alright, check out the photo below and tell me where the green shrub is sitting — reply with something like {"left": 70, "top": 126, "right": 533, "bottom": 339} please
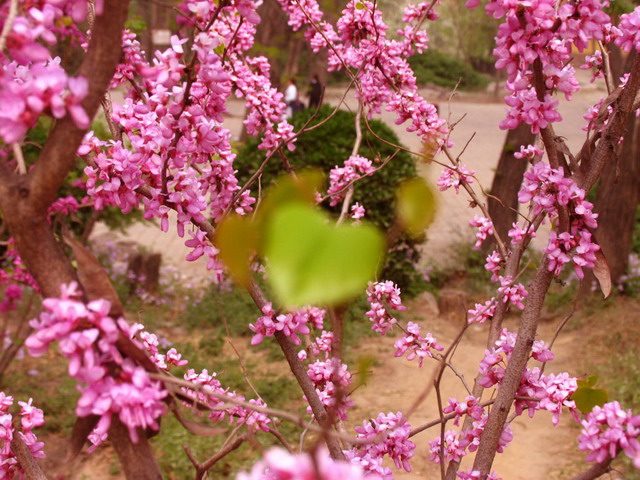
{"left": 234, "top": 104, "right": 426, "bottom": 294}
{"left": 409, "top": 49, "right": 490, "bottom": 91}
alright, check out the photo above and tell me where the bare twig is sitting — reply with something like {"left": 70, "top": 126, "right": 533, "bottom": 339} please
{"left": 337, "top": 99, "right": 364, "bottom": 225}
{"left": 12, "top": 143, "right": 26, "bottom": 175}
{"left": 0, "top": 0, "right": 19, "bottom": 52}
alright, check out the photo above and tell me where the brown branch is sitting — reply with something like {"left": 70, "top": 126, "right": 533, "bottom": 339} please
{"left": 569, "top": 458, "right": 613, "bottom": 480}
{"left": 0, "top": 0, "right": 19, "bottom": 52}
{"left": 470, "top": 260, "right": 554, "bottom": 477}
{"left": 11, "top": 432, "right": 49, "bottom": 480}
{"left": 185, "top": 434, "right": 247, "bottom": 480}
{"left": 579, "top": 53, "right": 640, "bottom": 190}
{"left": 27, "top": 0, "right": 131, "bottom": 213}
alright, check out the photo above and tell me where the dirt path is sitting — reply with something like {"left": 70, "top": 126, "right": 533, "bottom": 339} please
{"left": 349, "top": 300, "right": 584, "bottom": 480}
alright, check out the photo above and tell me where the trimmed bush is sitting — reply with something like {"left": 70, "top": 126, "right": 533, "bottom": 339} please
{"left": 234, "top": 104, "right": 427, "bottom": 295}
{"left": 409, "top": 49, "right": 490, "bottom": 91}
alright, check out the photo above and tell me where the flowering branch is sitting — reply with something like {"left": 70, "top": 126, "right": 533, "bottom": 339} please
{"left": 11, "top": 432, "right": 48, "bottom": 480}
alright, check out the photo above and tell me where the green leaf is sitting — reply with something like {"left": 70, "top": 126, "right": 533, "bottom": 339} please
{"left": 396, "top": 177, "right": 437, "bottom": 237}
{"left": 215, "top": 215, "right": 260, "bottom": 286}
{"left": 255, "top": 170, "right": 324, "bottom": 229}
{"left": 572, "top": 376, "right": 609, "bottom": 414}
{"left": 355, "top": 354, "right": 375, "bottom": 387}
{"left": 264, "top": 203, "right": 384, "bottom": 308}
{"left": 355, "top": 2, "right": 365, "bottom": 9}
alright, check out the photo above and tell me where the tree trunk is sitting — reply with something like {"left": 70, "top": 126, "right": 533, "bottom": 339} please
{"left": 587, "top": 45, "right": 640, "bottom": 286}
{"left": 482, "top": 123, "right": 535, "bottom": 252}
{"left": 592, "top": 112, "right": 640, "bottom": 283}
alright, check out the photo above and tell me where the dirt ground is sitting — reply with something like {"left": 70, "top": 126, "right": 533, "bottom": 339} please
{"left": 349, "top": 298, "right": 585, "bottom": 480}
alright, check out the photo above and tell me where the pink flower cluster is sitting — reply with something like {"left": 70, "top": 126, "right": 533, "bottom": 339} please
{"left": 24, "top": 282, "right": 167, "bottom": 443}
{"left": 497, "top": 275, "right": 528, "bottom": 310}
{"left": 518, "top": 162, "right": 600, "bottom": 278}
{"left": 580, "top": 51, "right": 604, "bottom": 83}
{"left": 479, "top": 329, "right": 553, "bottom": 389}
{"left": 578, "top": 401, "right": 640, "bottom": 467}
{"left": 615, "top": 7, "right": 640, "bottom": 53}
{"left": 394, "top": 321, "right": 444, "bottom": 367}
{"left": 237, "top": 447, "right": 381, "bottom": 480}
{"left": 507, "top": 222, "right": 537, "bottom": 245}
{"left": 478, "top": 330, "right": 578, "bottom": 425}
{"left": 249, "top": 303, "right": 325, "bottom": 346}
{"left": 444, "top": 396, "right": 484, "bottom": 426}
{"left": 469, "top": 0, "right": 611, "bottom": 132}
{"left": 467, "top": 298, "right": 497, "bottom": 324}
{"left": 469, "top": 215, "right": 494, "bottom": 250}
{"left": 0, "top": 393, "right": 45, "bottom": 480}
{"left": 131, "top": 324, "right": 188, "bottom": 370}
{"left": 346, "top": 412, "right": 415, "bottom": 478}
{"left": 182, "top": 369, "right": 271, "bottom": 432}
{"left": 0, "top": 0, "right": 98, "bottom": 143}
{"left": 428, "top": 417, "right": 514, "bottom": 464}
{"left": 306, "top": 357, "right": 354, "bottom": 421}
{"left": 485, "top": 251, "right": 502, "bottom": 281}
{"left": 0, "top": 59, "right": 88, "bottom": 143}
{"left": 351, "top": 202, "right": 366, "bottom": 220}
{"left": 437, "top": 165, "right": 475, "bottom": 194}
{"left": 327, "top": 155, "right": 376, "bottom": 207}
{"left": 514, "top": 144, "right": 544, "bottom": 160}
{"left": 276, "top": 0, "right": 448, "bottom": 144}
{"left": 365, "top": 281, "right": 406, "bottom": 335}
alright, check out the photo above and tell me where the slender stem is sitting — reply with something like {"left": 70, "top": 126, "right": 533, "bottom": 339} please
{"left": 0, "top": 0, "right": 19, "bottom": 52}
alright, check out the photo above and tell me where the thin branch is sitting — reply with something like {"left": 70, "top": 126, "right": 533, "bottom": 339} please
{"left": 0, "top": 0, "right": 19, "bottom": 52}
{"left": 337, "top": 99, "right": 363, "bottom": 225}
{"left": 569, "top": 458, "right": 613, "bottom": 480}
{"left": 12, "top": 143, "right": 26, "bottom": 175}
{"left": 405, "top": 322, "right": 468, "bottom": 419}
{"left": 11, "top": 432, "right": 49, "bottom": 480}
{"left": 151, "top": 372, "right": 376, "bottom": 446}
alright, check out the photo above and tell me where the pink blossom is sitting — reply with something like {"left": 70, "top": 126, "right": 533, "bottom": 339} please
{"left": 469, "top": 216, "right": 494, "bottom": 249}
{"left": 366, "top": 281, "right": 406, "bottom": 335}
{"left": 348, "top": 412, "right": 415, "bottom": 475}
{"left": 578, "top": 401, "right": 640, "bottom": 465}
{"left": 394, "top": 322, "right": 443, "bottom": 367}
{"left": 237, "top": 447, "right": 381, "bottom": 479}
{"left": 437, "top": 165, "right": 475, "bottom": 193}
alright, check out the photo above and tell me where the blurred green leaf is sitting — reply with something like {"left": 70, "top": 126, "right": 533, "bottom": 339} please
{"left": 215, "top": 215, "right": 260, "bottom": 285}
{"left": 355, "top": 354, "right": 375, "bottom": 387}
{"left": 256, "top": 170, "right": 324, "bottom": 228}
{"left": 396, "top": 177, "right": 437, "bottom": 237}
{"left": 573, "top": 376, "right": 609, "bottom": 414}
{"left": 264, "top": 203, "right": 384, "bottom": 307}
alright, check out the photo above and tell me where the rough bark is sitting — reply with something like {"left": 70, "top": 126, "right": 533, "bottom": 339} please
{"left": 592, "top": 112, "right": 640, "bottom": 283}
{"left": 588, "top": 46, "right": 640, "bottom": 285}
{"left": 482, "top": 123, "right": 535, "bottom": 252}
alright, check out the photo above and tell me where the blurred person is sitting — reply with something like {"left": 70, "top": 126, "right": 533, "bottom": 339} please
{"left": 307, "top": 74, "right": 323, "bottom": 110}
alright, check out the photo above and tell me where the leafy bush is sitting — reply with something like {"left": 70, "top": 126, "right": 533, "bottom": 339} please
{"left": 409, "top": 49, "right": 490, "bottom": 91}
{"left": 234, "top": 104, "right": 426, "bottom": 294}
